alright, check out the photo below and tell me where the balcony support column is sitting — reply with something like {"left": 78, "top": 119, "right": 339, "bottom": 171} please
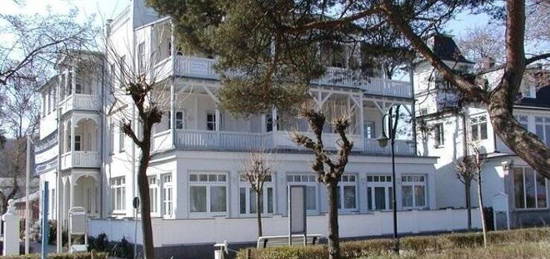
{"left": 359, "top": 96, "right": 365, "bottom": 138}
{"left": 71, "top": 68, "right": 76, "bottom": 96}
{"left": 261, "top": 114, "right": 266, "bottom": 133}
{"left": 271, "top": 107, "right": 278, "bottom": 132}
{"left": 70, "top": 119, "right": 75, "bottom": 153}
{"left": 170, "top": 83, "right": 175, "bottom": 148}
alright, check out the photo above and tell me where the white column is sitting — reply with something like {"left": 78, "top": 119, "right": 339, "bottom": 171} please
{"left": 261, "top": 114, "right": 266, "bottom": 133}
{"left": 70, "top": 119, "right": 76, "bottom": 152}
{"left": 71, "top": 68, "right": 76, "bottom": 95}
{"left": 271, "top": 107, "right": 278, "bottom": 132}
{"left": 170, "top": 83, "right": 176, "bottom": 147}
{"left": 2, "top": 200, "right": 20, "bottom": 256}
{"left": 359, "top": 96, "right": 365, "bottom": 138}
{"left": 215, "top": 108, "right": 221, "bottom": 132}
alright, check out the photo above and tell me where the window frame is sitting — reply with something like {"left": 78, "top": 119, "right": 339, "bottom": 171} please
{"left": 148, "top": 175, "right": 160, "bottom": 216}
{"left": 367, "top": 175, "right": 394, "bottom": 211}
{"left": 337, "top": 174, "right": 358, "bottom": 212}
{"left": 206, "top": 111, "right": 217, "bottom": 131}
{"left": 188, "top": 172, "right": 228, "bottom": 217}
{"left": 513, "top": 167, "right": 548, "bottom": 210}
{"left": 535, "top": 116, "right": 550, "bottom": 147}
{"left": 161, "top": 173, "right": 174, "bottom": 217}
{"left": 239, "top": 173, "right": 275, "bottom": 216}
{"left": 119, "top": 123, "right": 125, "bottom": 152}
{"left": 111, "top": 176, "right": 126, "bottom": 213}
{"left": 401, "top": 175, "right": 428, "bottom": 209}
{"left": 470, "top": 115, "right": 489, "bottom": 141}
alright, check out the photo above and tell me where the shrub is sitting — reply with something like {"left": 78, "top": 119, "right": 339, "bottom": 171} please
{"left": 0, "top": 251, "right": 108, "bottom": 259}
{"left": 238, "top": 227, "right": 550, "bottom": 259}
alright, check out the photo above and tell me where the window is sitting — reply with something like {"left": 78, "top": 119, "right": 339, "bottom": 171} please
{"left": 337, "top": 175, "right": 357, "bottom": 210}
{"left": 514, "top": 167, "right": 547, "bottom": 209}
{"left": 266, "top": 114, "right": 273, "bottom": 132}
{"left": 74, "top": 135, "right": 81, "bottom": 151}
{"left": 365, "top": 121, "right": 376, "bottom": 139}
{"left": 367, "top": 175, "right": 393, "bottom": 211}
{"left": 535, "top": 117, "right": 550, "bottom": 146}
{"left": 471, "top": 115, "right": 488, "bottom": 141}
{"left": 75, "top": 81, "right": 82, "bottom": 94}
{"left": 206, "top": 111, "right": 217, "bottom": 131}
{"left": 517, "top": 115, "right": 529, "bottom": 130}
{"left": 148, "top": 176, "right": 159, "bottom": 214}
{"left": 162, "top": 174, "right": 173, "bottom": 216}
{"left": 111, "top": 177, "right": 126, "bottom": 212}
{"left": 287, "top": 174, "right": 318, "bottom": 212}
{"left": 168, "top": 111, "right": 185, "bottom": 130}
{"left": 189, "top": 173, "right": 227, "bottom": 214}
{"left": 434, "top": 123, "right": 444, "bottom": 147}
{"left": 239, "top": 174, "right": 274, "bottom": 215}
{"left": 119, "top": 123, "right": 125, "bottom": 152}
{"left": 401, "top": 175, "right": 427, "bottom": 209}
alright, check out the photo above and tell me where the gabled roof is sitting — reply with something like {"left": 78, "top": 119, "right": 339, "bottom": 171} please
{"left": 516, "top": 85, "right": 550, "bottom": 108}
{"left": 431, "top": 34, "right": 474, "bottom": 64}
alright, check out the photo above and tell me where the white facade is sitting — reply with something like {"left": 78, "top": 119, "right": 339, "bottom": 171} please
{"left": 414, "top": 35, "right": 550, "bottom": 229}
{"left": 34, "top": 2, "right": 486, "bottom": 256}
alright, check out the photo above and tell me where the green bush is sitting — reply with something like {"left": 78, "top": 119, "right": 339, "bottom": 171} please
{"left": 237, "top": 227, "right": 550, "bottom": 259}
{"left": 0, "top": 251, "right": 108, "bottom": 259}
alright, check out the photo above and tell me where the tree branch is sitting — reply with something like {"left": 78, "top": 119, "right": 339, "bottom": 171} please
{"left": 525, "top": 53, "right": 550, "bottom": 65}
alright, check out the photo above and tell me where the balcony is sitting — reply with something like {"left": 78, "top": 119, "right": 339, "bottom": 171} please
{"left": 60, "top": 151, "right": 100, "bottom": 170}
{"left": 153, "top": 130, "right": 418, "bottom": 155}
{"left": 364, "top": 139, "right": 416, "bottom": 156}
{"left": 172, "top": 56, "right": 411, "bottom": 98}
{"left": 59, "top": 94, "right": 101, "bottom": 114}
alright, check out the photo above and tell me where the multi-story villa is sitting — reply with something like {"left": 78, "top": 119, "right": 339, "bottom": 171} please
{"left": 35, "top": 1, "right": 479, "bottom": 257}
{"left": 414, "top": 34, "right": 550, "bottom": 230}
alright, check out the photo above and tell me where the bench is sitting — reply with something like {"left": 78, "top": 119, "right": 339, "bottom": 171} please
{"left": 256, "top": 234, "right": 325, "bottom": 249}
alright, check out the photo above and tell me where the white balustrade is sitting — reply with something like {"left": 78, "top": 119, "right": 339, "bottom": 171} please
{"left": 59, "top": 94, "right": 100, "bottom": 115}
{"left": 175, "top": 56, "right": 218, "bottom": 79}
{"left": 175, "top": 130, "right": 272, "bottom": 151}
{"left": 60, "top": 151, "right": 100, "bottom": 170}
{"left": 364, "top": 138, "right": 416, "bottom": 155}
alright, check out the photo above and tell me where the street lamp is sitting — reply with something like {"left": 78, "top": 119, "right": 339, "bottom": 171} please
{"left": 377, "top": 104, "right": 401, "bottom": 254}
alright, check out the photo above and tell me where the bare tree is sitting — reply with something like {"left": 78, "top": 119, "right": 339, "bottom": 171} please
{"left": 104, "top": 22, "right": 174, "bottom": 258}
{"left": 456, "top": 144, "right": 486, "bottom": 247}
{"left": 0, "top": 8, "right": 97, "bottom": 86}
{"left": 291, "top": 105, "right": 353, "bottom": 259}
{"left": 243, "top": 152, "right": 273, "bottom": 238}
{"left": 458, "top": 27, "right": 505, "bottom": 67}
{"left": 455, "top": 156, "right": 476, "bottom": 231}
{"left": 0, "top": 138, "right": 26, "bottom": 213}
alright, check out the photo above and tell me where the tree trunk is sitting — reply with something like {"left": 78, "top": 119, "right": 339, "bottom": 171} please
{"left": 477, "top": 173, "right": 487, "bottom": 248}
{"left": 465, "top": 180, "right": 472, "bottom": 230}
{"left": 327, "top": 182, "right": 340, "bottom": 259}
{"left": 256, "top": 191, "right": 263, "bottom": 237}
{"left": 137, "top": 145, "right": 155, "bottom": 259}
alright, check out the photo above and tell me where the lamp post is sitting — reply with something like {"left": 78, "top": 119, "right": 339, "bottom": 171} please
{"left": 377, "top": 104, "right": 401, "bottom": 254}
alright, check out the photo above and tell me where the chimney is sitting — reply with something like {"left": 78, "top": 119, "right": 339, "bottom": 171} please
{"left": 480, "top": 56, "right": 495, "bottom": 70}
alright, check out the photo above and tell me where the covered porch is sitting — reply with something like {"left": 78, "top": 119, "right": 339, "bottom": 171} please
{"left": 60, "top": 115, "right": 101, "bottom": 169}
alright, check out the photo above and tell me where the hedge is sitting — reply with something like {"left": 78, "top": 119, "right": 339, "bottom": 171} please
{"left": 0, "top": 251, "right": 108, "bottom": 259}
{"left": 237, "top": 227, "right": 550, "bottom": 259}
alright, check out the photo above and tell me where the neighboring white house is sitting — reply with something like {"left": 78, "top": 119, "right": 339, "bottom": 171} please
{"left": 35, "top": 1, "right": 480, "bottom": 258}
{"left": 414, "top": 34, "right": 550, "bottom": 230}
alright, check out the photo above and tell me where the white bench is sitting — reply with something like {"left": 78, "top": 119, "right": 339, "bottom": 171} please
{"left": 256, "top": 234, "right": 324, "bottom": 249}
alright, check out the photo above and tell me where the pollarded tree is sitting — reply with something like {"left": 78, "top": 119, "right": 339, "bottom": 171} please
{"left": 147, "top": 0, "right": 550, "bottom": 180}
{"left": 291, "top": 105, "right": 353, "bottom": 259}
{"left": 455, "top": 156, "right": 475, "bottom": 231}
{"left": 243, "top": 152, "right": 273, "bottom": 238}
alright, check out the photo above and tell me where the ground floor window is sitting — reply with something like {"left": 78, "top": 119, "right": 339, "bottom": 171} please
{"left": 367, "top": 175, "right": 393, "bottom": 211}
{"left": 111, "top": 177, "right": 126, "bottom": 212}
{"left": 401, "top": 175, "right": 427, "bottom": 209}
{"left": 162, "top": 173, "right": 173, "bottom": 216}
{"left": 337, "top": 174, "right": 357, "bottom": 210}
{"left": 148, "top": 176, "right": 159, "bottom": 214}
{"left": 287, "top": 174, "right": 318, "bottom": 212}
{"left": 189, "top": 172, "right": 227, "bottom": 214}
{"left": 513, "top": 167, "right": 547, "bottom": 209}
{"left": 239, "top": 174, "right": 274, "bottom": 215}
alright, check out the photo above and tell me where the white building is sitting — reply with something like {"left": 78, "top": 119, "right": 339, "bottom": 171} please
{"left": 414, "top": 34, "right": 550, "bottom": 230}
{"left": 35, "top": 1, "right": 479, "bottom": 258}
